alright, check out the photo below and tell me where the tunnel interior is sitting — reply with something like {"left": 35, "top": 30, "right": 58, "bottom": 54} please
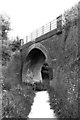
{"left": 23, "top": 48, "right": 53, "bottom": 83}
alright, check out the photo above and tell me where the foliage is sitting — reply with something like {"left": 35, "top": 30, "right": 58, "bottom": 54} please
{"left": 33, "top": 82, "right": 47, "bottom": 91}
{"left": 0, "top": 14, "right": 21, "bottom": 66}
{"left": 0, "top": 14, "right": 11, "bottom": 40}
{"left": 2, "top": 49, "right": 35, "bottom": 119}
{"left": 2, "top": 44, "right": 11, "bottom": 66}
{"left": 64, "top": 4, "right": 78, "bottom": 22}
{"left": 2, "top": 84, "right": 35, "bottom": 118}
{"left": 62, "top": 3, "right": 78, "bottom": 50}
{"left": 0, "top": 14, "right": 11, "bottom": 66}
{"left": 63, "top": 3, "right": 78, "bottom": 27}
{"left": 2, "top": 37, "right": 21, "bottom": 66}
{"left": 48, "top": 61, "right": 78, "bottom": 119}
{"left": 48, "top": 38, "right": 78, "bottom": 118}
{"left": 9, "top": 37, "right": 21, "bottom": 52}
{"left": 47, "top": 4, "right": 79, "bottom": 119}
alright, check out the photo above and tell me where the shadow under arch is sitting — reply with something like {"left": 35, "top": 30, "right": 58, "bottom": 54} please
{"left": 22, "top": 43, "right": 53, "bottom": 84}
{"left": 27, "top": 43, "right": 48, "bottom": 61}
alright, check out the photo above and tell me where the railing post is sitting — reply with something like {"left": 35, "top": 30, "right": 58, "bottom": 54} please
{"left": 57, "top": 14, "right": 62, "bottom": 29}
{"left": 26, "top": 36, "right": 28, "bottom": 43}
{"left": 50, "top": 22, "right": 51, "bottom": 31}
{"left": 42, "top": 26, "right": 44, "bottom": 35}
{"left": 20, "top": 39, "right": 24, "bottom": 45}
{"left": 31, "top": 33, "right": 33, "bottom": 41}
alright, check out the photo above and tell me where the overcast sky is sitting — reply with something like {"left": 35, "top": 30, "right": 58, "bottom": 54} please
{"left": 0, "top": 0, "right": 79, "bottom": 42}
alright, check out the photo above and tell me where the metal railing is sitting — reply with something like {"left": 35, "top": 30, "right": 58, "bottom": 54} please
{"left": 26, "top": 15, "right": 62, "bottom": 43}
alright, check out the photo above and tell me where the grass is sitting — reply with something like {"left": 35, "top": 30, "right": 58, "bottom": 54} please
{"left": 2, "top": 83, "right": 35, "bottom": 118}
{"left": 47, "top": 57, "right": 78, "bottom": 119}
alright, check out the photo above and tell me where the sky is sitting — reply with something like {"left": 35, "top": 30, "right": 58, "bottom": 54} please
{"left": 0, "top": 0, "right": 79, "bottom": 42}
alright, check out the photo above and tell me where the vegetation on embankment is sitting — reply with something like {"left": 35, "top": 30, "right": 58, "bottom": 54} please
{"left": 2, "top": 84, "right": 35, "bottom": 118}
{"left": 48, "top": 3, "right": 79, "bottom": 119}
{"left": 48, "top": 59, "right": 78, "bottom": 118}
{"left": 0, "top": 14, "right": 35, "bottom": 119}
{"left": 2, "top": 52, "right": 35, "bottom": 118}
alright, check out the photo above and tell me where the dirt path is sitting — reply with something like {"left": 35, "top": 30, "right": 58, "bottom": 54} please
{"left": 28, "top": 91, "right": 57, "bottom": 118}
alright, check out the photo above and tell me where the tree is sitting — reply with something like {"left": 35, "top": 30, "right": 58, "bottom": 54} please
{"left": 9, "top": 36, "right": 21, "bottom": 52}
{"left": 62, "top": 3, "right": 78, "bottom": 50}
{"left": 0, "top": 14, "right": 11, "bottom": 41}
{"left": 0, "top": 14, "right": 11, "bottom": 66}
{"left": 63, "top": 3, "right": 78, "bottom": 27}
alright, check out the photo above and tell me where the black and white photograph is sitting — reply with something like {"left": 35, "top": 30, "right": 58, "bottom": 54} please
{"left": 0, "top": 0, "right": 79, "bottom": 119}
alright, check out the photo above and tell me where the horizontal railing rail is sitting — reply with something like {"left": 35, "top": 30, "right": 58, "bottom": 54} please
{"left": 23, "top": 15, "right": 63, "bottom": 43}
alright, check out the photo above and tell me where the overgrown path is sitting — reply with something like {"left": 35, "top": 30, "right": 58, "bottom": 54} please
{"left": 28, "top": 91, "right": 57, "bottom": 119}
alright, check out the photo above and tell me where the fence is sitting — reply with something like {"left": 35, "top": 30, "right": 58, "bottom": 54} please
{"left": 26, "top": 15, "right": 62, "bottom": 43}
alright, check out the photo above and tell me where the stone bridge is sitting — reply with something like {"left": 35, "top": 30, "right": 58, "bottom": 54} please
{"left": 20, "top": 15, "right": 65, "bottom": 84}
{"left": 20, "top": 12, "right": 78, "bottom": 87}
{"left": 20, "top": 13, "right": 78, "bottom": 85}
{"left": 4, "top": 14, "right": 77, "bottom": 89}
{"left": 2, "top": 7, "right": 78, "bottom": 119}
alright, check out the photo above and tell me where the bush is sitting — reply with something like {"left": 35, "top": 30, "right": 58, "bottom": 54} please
{"left": 48, "top": 60, "right": 78, "bottom": 119}
{"left": 2, "top": 84, "right": 35, "bottom": 118}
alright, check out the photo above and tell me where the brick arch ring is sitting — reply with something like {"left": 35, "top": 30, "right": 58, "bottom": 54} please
{"left": 26, "top": 43, "right": 49, "bottom": 62}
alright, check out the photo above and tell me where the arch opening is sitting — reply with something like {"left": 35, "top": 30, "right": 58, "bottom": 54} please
{"left": 26, "top": 48, "right": 46, "bottom": 83}
{"left": 22, "top": 48, "right": 53, "bottom": 84}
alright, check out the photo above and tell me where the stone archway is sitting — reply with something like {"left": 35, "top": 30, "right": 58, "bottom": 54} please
{"left": 22, "top": 48, "right": 46, "bottom": 83}
{"left": 22, "top": 44, "right": 53, "bottom": 84}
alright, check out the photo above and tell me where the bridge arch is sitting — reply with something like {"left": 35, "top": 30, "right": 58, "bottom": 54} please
{"left": 22, "top": 43, "right": 53, "bottom": 84}
{"left": 27, "top": 43, "right": 48, "bottom": 61}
